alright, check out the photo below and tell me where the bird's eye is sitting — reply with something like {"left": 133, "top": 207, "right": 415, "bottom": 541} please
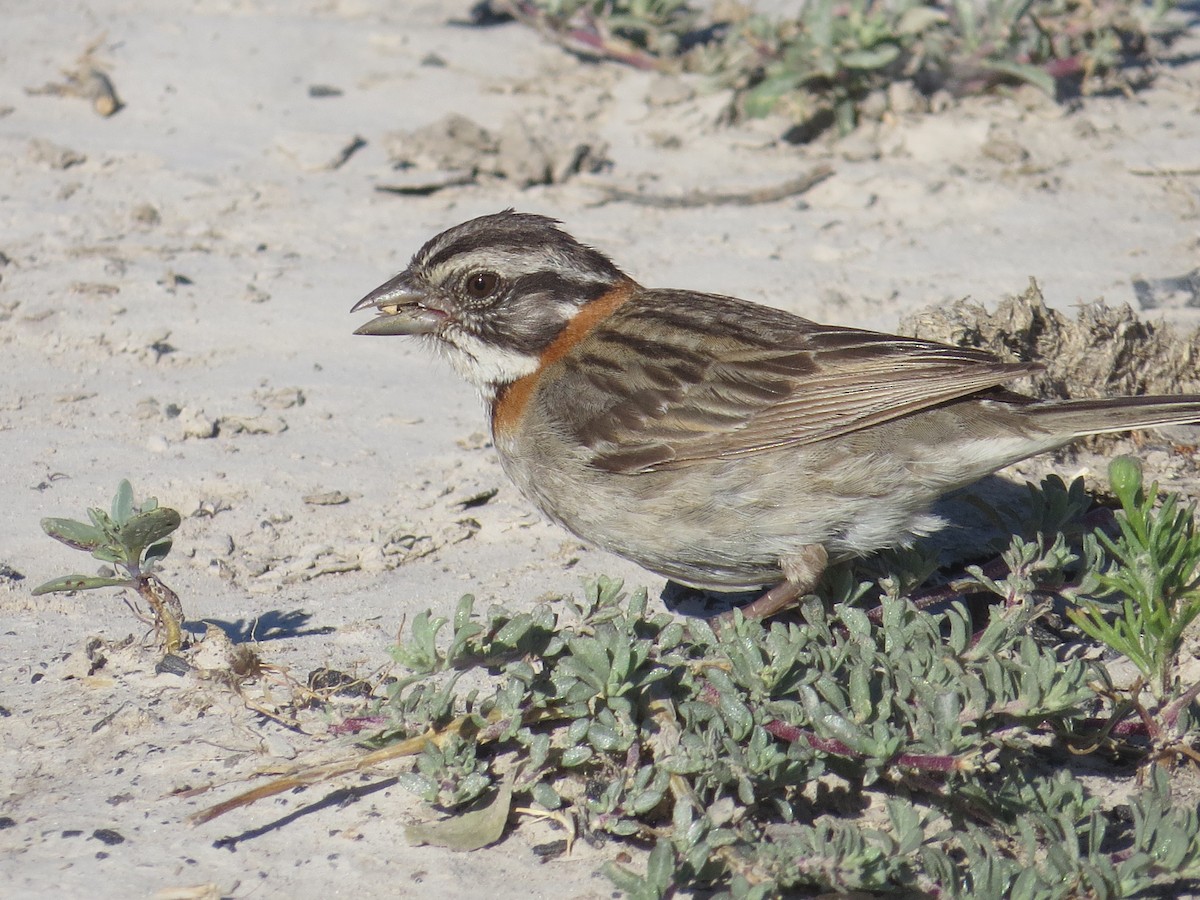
{"left": 465, "top": 271, "right": 501, "bottom": 300}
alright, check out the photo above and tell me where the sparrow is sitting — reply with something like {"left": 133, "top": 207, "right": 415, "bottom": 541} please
{"left": 352, "top": 210, "right": 1200, "bottom": 619}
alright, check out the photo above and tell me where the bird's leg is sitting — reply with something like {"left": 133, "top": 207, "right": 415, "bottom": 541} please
{"left": 720, "top": 580, "right": 803, "bottom": 622}
{"left": 717, "top": 544, "right": 828, "bottom": 623}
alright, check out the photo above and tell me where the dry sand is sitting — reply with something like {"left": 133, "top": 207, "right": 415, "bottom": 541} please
{"left": 2, "top": 2, "right": 1200, "bottom": 897}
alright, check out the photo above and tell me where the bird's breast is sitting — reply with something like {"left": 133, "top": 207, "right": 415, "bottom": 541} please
{"left": 490, "top": 372, "right": 542, "bottom": 442}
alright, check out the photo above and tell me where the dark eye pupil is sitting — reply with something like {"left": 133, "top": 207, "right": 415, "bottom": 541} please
{"left": 467, "top": 272, "right": 498, "bottom": 298}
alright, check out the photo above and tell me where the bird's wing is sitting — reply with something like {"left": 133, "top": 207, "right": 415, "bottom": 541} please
{"left": 552, "top": 290, "right": 1040, "bottom": 474}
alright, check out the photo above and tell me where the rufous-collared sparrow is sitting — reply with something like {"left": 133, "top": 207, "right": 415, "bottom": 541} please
{"left": 352, "top": 210, "right": 1200, "bottom": 618}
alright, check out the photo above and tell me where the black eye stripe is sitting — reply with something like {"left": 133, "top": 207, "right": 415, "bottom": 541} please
{"left": 508, "top": 271, "right": 613, "bottom": 303}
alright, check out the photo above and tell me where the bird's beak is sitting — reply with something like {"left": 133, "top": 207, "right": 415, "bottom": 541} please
{"left": 351, "top": 272, "right": 446, "bottom": 336}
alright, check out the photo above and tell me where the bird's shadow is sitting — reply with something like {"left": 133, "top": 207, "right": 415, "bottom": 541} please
{"left": 186, "top": 608, "right": 336, "bottom": 643}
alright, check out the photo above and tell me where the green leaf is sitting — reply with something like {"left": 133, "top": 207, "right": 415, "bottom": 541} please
{"left": 839, "top": 43, "right": 901, "bottom": 70}
{"left": 393, "top": 610, "right": 447, "bottom": 672}
{"left": 32, "top": 574, "right": 132, "bottom": 595}
{"left": 40, "top": 517, "right": 108, "bottom": 552}
{"left": 895, "top": 6, "right": 948, "bottom": 36}
{"left": 531, "top": 781, "right": 561, "bottom": 810}
{"left": 90, "top": 545, "right": 126, "bottom": 565}
{"left": 741, "top": 74, "right": 797, "bottom": 118}
{"left": 142, "top": 539, "right": 173, "bottom": 566}
{"left": 708, "top": 670, "right": 754, "bottom": 740}
{"left": 453, "top": 594, "right": 476, "bottom": 633}
{"left": 566, "top": 635, "right": 613, "bottom": 689}
{"left": 980, "top": 58, "right": 1056, "bottom": 96}
{"left": 118, "top": 508, "right": 182, "bottom": 562}
{"left": 587, "top": 720, "right": 623, "bottom": 751}
{"left": 561, "top": 745, "right": 593, "bottom": 767}
{"left": 111, "top": 479, "right": 135, "bottom": 525}
{"left": 840, "top": 606, "right": 872, "bottom": 638}
{"left": 631, "top": 786, "right": 666, "bottom": 815}
{"left": 86, "top": 507, "right": 113, "bottom": 531}
{"left": 602, "top": 861, "right": 654, "bottom": 895}
{"left": 493, "top": 612, "right": 534, "bottom": 649}
{"left": 405, "top": 779, "right": 512, "bottom": 852}
{"left": 645, "top": 840, "right": 676, "bottom": 891}
{"left": 1108, "top": 456, "right": 1144, "bottom": 513}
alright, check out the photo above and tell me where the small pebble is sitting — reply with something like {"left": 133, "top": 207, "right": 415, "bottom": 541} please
{"left": 92, "top": 828, "right": 125, "bottom": 846}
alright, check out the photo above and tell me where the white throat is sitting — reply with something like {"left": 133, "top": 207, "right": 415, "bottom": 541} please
{"left": 435, "top": 330, "right": 540, "bottom": 390}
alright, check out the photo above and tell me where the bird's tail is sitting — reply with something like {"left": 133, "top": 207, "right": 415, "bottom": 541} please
{"left": 1027, "top": 395, "right": 1200, "bottom": 439}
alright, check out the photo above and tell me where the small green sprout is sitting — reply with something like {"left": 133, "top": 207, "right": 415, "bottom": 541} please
{"left": 1069, "top": 456, "right": 1200, "bottom": 702}
{"left": 34, "top": 479, "right": 184, "bottom": 654}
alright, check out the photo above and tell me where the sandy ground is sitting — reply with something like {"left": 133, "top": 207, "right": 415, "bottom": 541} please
{"left": 2, "top": 1, "right": 1200, "bottom": 897}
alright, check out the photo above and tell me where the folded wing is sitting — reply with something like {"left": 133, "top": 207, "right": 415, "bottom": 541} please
{"left": 555, "top": 290, "right": 1039, "bottom": 474}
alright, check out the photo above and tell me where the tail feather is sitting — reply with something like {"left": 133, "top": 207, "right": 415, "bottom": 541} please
{"left": 1028, "top": 395, "right": 1200, "bottom": 438}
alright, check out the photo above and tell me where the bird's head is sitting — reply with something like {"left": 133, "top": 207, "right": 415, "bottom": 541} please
{"left": 352, "top": 210, "right": 629, "bottom": 392}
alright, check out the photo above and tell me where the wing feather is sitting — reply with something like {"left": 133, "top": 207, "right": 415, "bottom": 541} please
{"left": 548, "top": 290, "right": 1039, "bottom": 474}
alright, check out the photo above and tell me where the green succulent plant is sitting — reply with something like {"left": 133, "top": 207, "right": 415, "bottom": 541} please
{"left": 34, "top": 479, "right": 184, "bottom": 654}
